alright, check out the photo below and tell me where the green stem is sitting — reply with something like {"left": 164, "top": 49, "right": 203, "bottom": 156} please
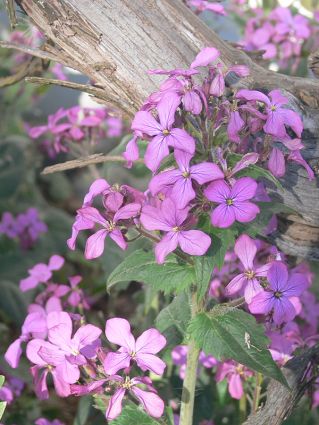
{"left": 239, "top": 393, "right": 247, "bottom": 424}
{"left": 252, "top": 372, "right": 263, "bottom": 414}
{"left": 179, "top": 293, "right": 201, "bottom": 425}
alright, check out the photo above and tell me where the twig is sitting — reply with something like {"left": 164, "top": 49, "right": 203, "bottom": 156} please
{"left": 25, "top": 76, "right": 107, "bottom": 100}
{"left": 41, "top": 153, "right": 144, "bottom": 175}
{"left": 5, "top": 0, "right": 17, "bottom": 29}
{"left": 0, "top": 41, "right": 59, "bottom": 62}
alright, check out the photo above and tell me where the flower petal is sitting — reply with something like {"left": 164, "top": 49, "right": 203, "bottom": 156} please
{"left": 136, "top": 329, "right": 167, "bottom": 354}
{"left": 167, "top": 129, "right": 195, "bottom": 154}
{"left": 204, "top": 179, "right": 230, "bottom": 203}
{"left": 105, "top": 318, "right": 135, "bottom": 351}
{"left": 190, "top": 162, "right": 224, "bottom": 184}
{"left": 103, "top": 351, "right": 131, "bottom": 375}
{"left": 131, "top": 387, "right": 164, "bottom": 418}
{"left": 231, "top": 177, "right": 257, "bottom": 201}
{"left": 131, "top": 111, "right": 162, "bottom": 136}
{"left": 178, "top": 230, "right": 211, "bottom": 256}
{"left": 105, "top": 388, "right": 126, "bottom": 420}
{"left": 144, "top": 134, "right": 169, "bottom": 172}
{"left": 85, "top": 229, "right": 109, "bottom": 260}
{"left": 136, "top": 353, "right": 166, "bottom": 375}
{"left": 155, "top": 232, "right": 179, "bottom": 264}
{"left": 211, "top": 204, "right": 235, "bottom": 228}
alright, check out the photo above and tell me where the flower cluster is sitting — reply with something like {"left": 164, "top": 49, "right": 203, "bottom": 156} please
{"left": 28, "top": 106, "right": 123, "bottom": 158}
{"left": 0, "top": 208, "right": 47, "bottom": 249}
{"left": 242, "top": 7, "right": 318, "bottom": 72}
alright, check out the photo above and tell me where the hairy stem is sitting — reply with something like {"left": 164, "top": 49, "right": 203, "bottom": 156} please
{"left": 252, "top": 373, "right": 263, "bottom": 414}
{"left": 180, "top": 293, "right": 200, "bottom": 425}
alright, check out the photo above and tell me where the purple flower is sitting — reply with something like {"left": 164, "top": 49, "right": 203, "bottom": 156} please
{"left": 103, "top": 318, "right": 166, "bottom": 375}
{"left": 225, "top": 234, "right": 271, "bottom": 303}
{"left": 187, "top": 0, "right": 226, "bottom": 16}
{"left": 190, "top": 47, "right": 220, "bottom": 68}
{"left": 68, "top": 203, "right": 141, "bottom": 259}
{"left": 35, "top": 418, "right": 65, "bottom": 425}
{"left": 149, "top": 150, "right": 224, "bottom": 208}
{"left": 105, "top": 375, "right": 164, "bottom": 420}
{"left": 236, "top": 89, "right": 303, "bottom": 139}
{"left": 131, "top": 94, "right": 195, "bottom": 171}
{"left": 140, "top": 198, "right": 211, "bottom": 263}
{"left": 249, "top": 261, "right": 308, "bottom": 324}
{"left": 216, "top": 361, "right": 252, "bottom": 399}
{"left": 204, "top": 177, "right": 260, "bottom": 228}
{"left": 19, "top": 255, "right": 65, "bottom": 292}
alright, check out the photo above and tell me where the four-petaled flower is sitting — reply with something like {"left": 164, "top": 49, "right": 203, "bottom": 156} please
{"left": 103, "top": 318, "right": 166, "bottom": 375}
{"left": 140, "top": 198, "right": 211, "bottom": 263}
{"left": 131, "top": 93, "right": 195, "bottom": 171}
{"left": 204, "top": 177, "right": 260, "bottom": 228}
{"left": 249, "top": 261, "right": 308, "bottom": 324}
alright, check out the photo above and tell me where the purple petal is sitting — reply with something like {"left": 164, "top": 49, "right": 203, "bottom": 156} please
{"left": 231, "top": 177, "right": 257, "bottom": 201}
{"left": 19, "top": 276, "right": 39, "bottom": 292}
{"left": 190, "top": 162, "right": 224, "bottom": 184}
{"left": 78, "top": 206, "right": 107, "bottom": 227}
{"left": 227, "top": 111, "right": 244, "bottom": 143}
{"left": 228, "top": 374, "right": 243, "bottom": 399}
{"left": 231, "top": 153, "right": 259, "bottom": 176}
{"left": 131, "top": 111, "right": 162, "bottom": 136}
{"left": 178, "top": 230, "right": 211, "bottom": 256}
{"left": 183, "top": 90, "right": 202, "bottom": 114}
{"left": 190, "top": 47, "right": 220, "bottom": 68}
{"left": 47, "top": 311, "right": 73, "bottom": 349}
{"left": 123, "top": 135, "right": 139, "bottom": 167}
{"left": 234, "top": 234, "right": 256, "bottom": 270}
{"left": 273, "top": 298, "right": 297, "bottom": 325}
{"left": 284, "top": 273, "right": 308, "bottom": 297}
{"left": 225, "top": 274, "right": 246, "bottom": 296}
{"left": 167, "top": 128, "right": 195, "bottom": 154}
{"left": 131, "top": 387, "right": 164, "bottom": 418}
{"left": 267, "top": 261, "right": 288, "bottom": 291}
{"left": 105, "top": 318, "right": 135, "bottom": 351}
{"left": 144, "top": 134, "right": 169, "bottom": 172}
{"left": 31, "top": 367, "right": 49, "bottom": 400}
{"left": 136, "top": 329, "right": 167, "bottom": 354}
{"left": 105, "top": 388, "right": 126, "bottom": 420}
{"left": 157, "top": 93, "right": 181, "bottom": 129}
{"left": 174, "top": 149, "right": 192, "bottom": 171}
{"left": 103, "top": 351, "right": 131, "bottom": 375}
{"left": 136, "top": 353, "right": 166, "bottom": 375}
{"left": 83, "top": 179, "right": 110, "bottom": 206}
{"left": 268, "top": 147, "right": 285, "bottom": 177}
{"left": 149, "top": 169, "right": 181, "bottom": 195}
{"left": 249, "top": 290, "right": 274, "bottom": 315}
{"left": 73, "top": 324, "right": 102, "bottom": 350}
{"left": 51, "top": 369, "right": 71, "bottom": 397}
{"left": 236, "top": 89, "right": 270, "bottom": 106}
{"left": 109, "top": 229, "right": 127, "bottom": 250}
{"left": 85, "top": 229, "right": 109, "bottom": 260}
{"left": 211, "top": 204, "right": 236, "bottom": 228}
{"left": 155, "top": 232, "right": 179, "bottom": 264}
{"left": 233, "top": 201, "right": 260, "bottom": 223}
{"left": 244, "top": 279, "right": 263, "bottom": 304}
{"left": 5, "top": 338, "right": 23, "bottom": 368}
{"left": 171, "top": 177, "right": 195, "bottom": 209}
{"left": 37, "top": 344, "right": 66, "bottom": 367}
{"left": 264, "top": 111, "right": 286, "bottom": 138}
{"left": 114, "top": 203, "right": 141, "bottom": 221}
{"left": 56, "top": 360, "right": 80, "bottom": 384}
{"left": 204, "top": 179, "right": 229, "bottom": 203}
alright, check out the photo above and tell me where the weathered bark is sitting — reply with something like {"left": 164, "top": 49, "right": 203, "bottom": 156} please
{"left": 244, "top": 344, "right": 319, "bottom": 425}
{"left": 11, "top": 0, "right": 319, "bottom": 260}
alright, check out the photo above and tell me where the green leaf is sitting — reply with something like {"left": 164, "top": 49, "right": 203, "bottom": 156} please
{"left": 194, "top": 256, "right": 214, "bottom": 302}
{"left": 207, "top": 227, "right": 237, "bottom": 270}
{"left": 0, "top": 142, "right": 25, "bottom": 199}
{"left": 0, "top": 401, "right": 6, "bottom": 421}
{"left": 107, "top": 249, "right": 195, "bottom": 294}
{"left": 0, "top": 281, "right": 28, "bottom": 325}
{"left": 227, "top": 153, "right": 283, "bottom": 189}
{"left": 156, "top": 292, "right": 191, "bottom": 346}
{"left": 112, "top": 405, "right": 159, "bottom": 425}
{"left": 73, "top": 395, "right": 92, "bottom": 425}
{"left": 188, "top": 307, "right": 287, "bottom": 386}
{"left": 0, "top": 376, "right": 4, "bottom": 388}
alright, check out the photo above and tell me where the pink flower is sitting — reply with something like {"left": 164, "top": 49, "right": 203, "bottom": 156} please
{"left": 105, "top": 375, "right": 164, "bottom": 420}
{"left": 249, "top": 261, "right": 308, "bottom": 324}
{"left": 140, "top": 198, "right": 211, "bottom": 263}
{"left": 68, "top": 203, "right": 141, "bottom": 259}
{"left": 19, "top": 255, "right": 65, "bottom": 292}
{"left": 225, "top": 235, "right": 271, "bottom": 303}
{"left": 132, "top": 94, "right": 195, "bottom": 171}
{"left": 204, "top": 177, "right": 260, "bottom": 228}
{"left": 216, "top": 361, "right": 252, "bottom": 399}
{"left": 149, "top": 150, "right": 224, "bottom": 208}
{"left": 35, "top": 418, "right": 65, "bottom": 425}
{"left": 190, "top": 47, "right": 220, "bottom": 68}
{"left": 103, "top": 318, "right": 166, "bottom": 375}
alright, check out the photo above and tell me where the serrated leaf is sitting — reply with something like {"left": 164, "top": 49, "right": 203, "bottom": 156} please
{"left": 188, "top": 307, "right": 287, "bottom": 386}
{"left": 73, "top": 395, "right": 91, "bottom": 425}
{"left": 207, "top": 227, "right": 237, "bottom": 270}
{"left": 0, "top": 401, "right": 6, "bottom": 421}
{"left": 194, "top": 256, "right": 214, "bottom": 302}
{"left": 107, "top": 250, "right": 195, "bottom": 294}
{"left": 112, "top": 405, "right": 159, "bottom": 425}
{"left": 156, "top": 292, "right": 191, "bottom": 346}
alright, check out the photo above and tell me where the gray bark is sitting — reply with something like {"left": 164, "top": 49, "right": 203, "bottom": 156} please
{"left": 13, "top": 0, "right": 319, "bottom": 260}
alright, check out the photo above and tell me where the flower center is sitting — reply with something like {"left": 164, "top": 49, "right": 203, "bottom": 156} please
{"left": 274, "top": 291, "right": 282, "bottom": 299}
{"left": 226, "top": 198, "right": 233, "bottom": 206}
{"left": 172, "top": 226, "right": 180, "bottom": 232}
{"left": 182, "top": 171, "right": 190, "bottom": 178}
{"left": 270, "top": 105, "right": 276, "bottom": 111}
{"left": 244, "top": 270, "right": 255, "bottom": 279}
{"left": 130, "top": 351, "right": 137, "bottom": 359}
{"left": 162, "top": 129, "right": 170, "bottom": 136}
{"left": 121, "top": 376, "right": 132, "bottom": 389}
{"left": 108, "top": 221, "right": 116, "bottom": 231}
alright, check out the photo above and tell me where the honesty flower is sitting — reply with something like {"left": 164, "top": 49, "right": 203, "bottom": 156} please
{"left": 204, "top": 177, "right": 260, "bottom": 228}
{"left": 249, "top": 261, "right": 308, "bottom": 324}
{"left": 105, "top": 375, "right": 164, "bottom": 420}
{"left": 149, "top": 150, "right": 224, "bottom": 208}
{"left": 140, "top": 198, "right": 211, "bottom": 263}
{"left": 236, "top": 89, "right": 303, "bottom": 139}
{"left": 225, "top": 234, "right": 271, "bottom": 303}
{"left": 103, "top": 318, "right": 166, "bottom": 375}
{"left": 19, "top": 255, "right": 65, "bottom": 292}
{"left": 190, "top": 47, "right": 220, "bottom": 68}
{"left": 216, "top": 361, "right": 252, "bottom": 399}
{"left": 68, "top": 203, "right": 141, "bottom": 259}
{"left": 132, "top": 94, "right": 195, "bottom": 171}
